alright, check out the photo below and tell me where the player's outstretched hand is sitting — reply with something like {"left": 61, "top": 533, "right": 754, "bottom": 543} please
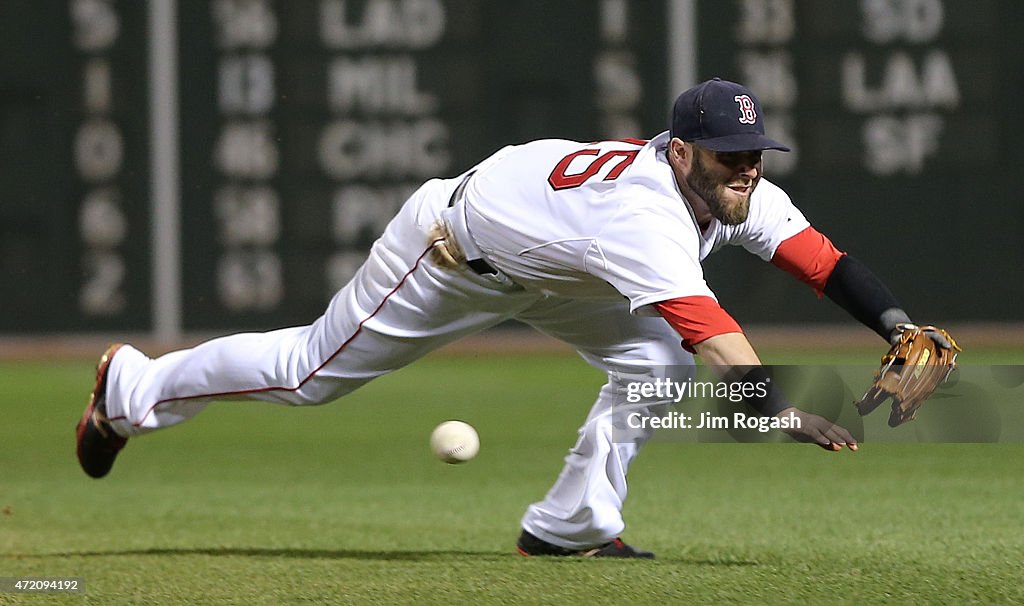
{"left": 776, "top": 407, "right": 859, "bottom": 452}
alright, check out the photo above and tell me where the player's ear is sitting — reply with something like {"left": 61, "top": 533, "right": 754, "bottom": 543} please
{"left": 669, "top": 138, "right": 686, "bottom": 163}
{"left": 669, "top": 138, "right": 690, "bottom": 168}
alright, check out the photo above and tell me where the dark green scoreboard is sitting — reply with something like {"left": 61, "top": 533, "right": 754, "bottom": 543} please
{"left": 695, "top": 0, "right": 1024, "bottom": 323}
{"left": 2, "top": 1, "right": 1020, "bottom": 333}
{"left": 0, "top": 1, "right": 151, "bottom": 332}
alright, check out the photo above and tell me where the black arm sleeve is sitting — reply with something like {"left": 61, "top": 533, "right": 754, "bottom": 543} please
{"left": 823, "top": 254, "right": 910, "bottom": 341}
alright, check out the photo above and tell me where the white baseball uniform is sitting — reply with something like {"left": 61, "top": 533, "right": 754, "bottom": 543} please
{"left": 103, "top": 131, "right": 810, "bottom": 549}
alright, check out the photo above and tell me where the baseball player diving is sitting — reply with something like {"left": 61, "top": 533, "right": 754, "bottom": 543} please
{"left": 77, "top": 78, "right": 956, "bottom": 559}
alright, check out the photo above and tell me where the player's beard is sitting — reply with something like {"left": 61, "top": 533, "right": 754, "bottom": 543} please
{"left": 686, "top": 151, "right": 758, "bottom": 225}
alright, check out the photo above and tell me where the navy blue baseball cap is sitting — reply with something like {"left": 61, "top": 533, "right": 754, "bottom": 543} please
{"left": 670, "top": 78, "right": 790, "bottom": 152}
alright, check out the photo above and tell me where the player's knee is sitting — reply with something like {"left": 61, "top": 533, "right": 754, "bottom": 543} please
{"left": 285, "top": 376, "right": 370, "bottom": 407}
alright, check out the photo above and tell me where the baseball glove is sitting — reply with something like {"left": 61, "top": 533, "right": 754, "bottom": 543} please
{"left": 855, "top": 324, "right": 961, "bottom": 427}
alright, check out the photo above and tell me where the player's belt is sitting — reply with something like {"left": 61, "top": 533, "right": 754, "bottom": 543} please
{"left": 446, "top": 171, "right": 497, "bottom": 276}
{"left": 465, "top": 257, "right": 497, "bottom": 276}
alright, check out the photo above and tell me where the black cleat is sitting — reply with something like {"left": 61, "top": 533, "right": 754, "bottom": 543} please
{"left": 76, "top": 344, "right": 127, "bottom": 478}
{"left": 515, "top": 530, "right": 655, "bottom": 559}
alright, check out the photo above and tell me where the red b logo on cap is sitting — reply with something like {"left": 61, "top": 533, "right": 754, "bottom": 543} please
{"left": 734, "top": 95, "right": 757, "bottom": 125}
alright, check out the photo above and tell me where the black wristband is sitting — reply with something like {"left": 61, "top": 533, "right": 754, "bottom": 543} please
{"left": 737, "top": 367, "right": 791, "bottom": 417}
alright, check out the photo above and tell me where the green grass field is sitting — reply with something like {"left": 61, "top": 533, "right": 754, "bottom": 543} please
{"left": 3, "top": 349, "right": 1023, "bottom": 604}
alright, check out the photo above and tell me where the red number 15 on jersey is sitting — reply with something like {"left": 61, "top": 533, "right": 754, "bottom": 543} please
{"left": 547, "top": 143, "right": 643, "bottom": 191}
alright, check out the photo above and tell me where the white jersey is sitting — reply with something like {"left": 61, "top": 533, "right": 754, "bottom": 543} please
{"left": 461, "top": 131, "right": 810, "bottom": 314}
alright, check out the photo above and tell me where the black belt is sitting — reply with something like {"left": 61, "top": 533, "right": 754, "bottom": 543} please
{"left": 465, "top": 257, "right": 497, "bottom": 276}
{"left": 447, "top": 172, "right": 497, "bottom": 276}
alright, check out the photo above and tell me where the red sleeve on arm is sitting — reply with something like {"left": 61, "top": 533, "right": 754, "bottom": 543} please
{"left": 771, "top": 226, "right": 846, "bottom": 297}
{"left": 654, "top": 296, "right": 743, "bottom": 353}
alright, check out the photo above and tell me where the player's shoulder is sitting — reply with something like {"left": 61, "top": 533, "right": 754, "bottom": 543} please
{"left": 614, "top": 132, "right": 678, "bottom": 197}
{"left": 751, "top": 177, "right": 790, "bottom": 202}
{"left": 733, "top": 176, "right": 805, "bottom": 237}
{"left": 747, "top": 177, "right": 796, "bottom": 217}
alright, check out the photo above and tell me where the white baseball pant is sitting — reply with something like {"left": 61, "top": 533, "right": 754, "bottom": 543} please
{"left": 102, "top": 177, "right": 694, "bottom": 549}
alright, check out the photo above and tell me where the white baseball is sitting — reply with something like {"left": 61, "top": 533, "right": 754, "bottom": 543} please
{"left": 430, "top": 420, "right": 480, "bottom": 464}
